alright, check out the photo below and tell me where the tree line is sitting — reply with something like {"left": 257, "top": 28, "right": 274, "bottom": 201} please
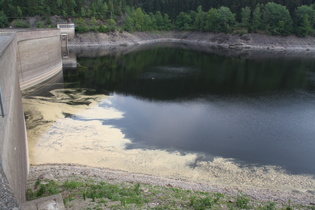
{"left": 122, "top": 2, "right": 315, "bottom": 37}
{"left": 0, "top": 0, "right": 315, "bottom": 37}
{"left": 126, "top": 0, "right": 315, "bottom": 19}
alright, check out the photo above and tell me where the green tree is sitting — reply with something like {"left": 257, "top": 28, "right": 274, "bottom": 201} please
{"left": 56, "top": 0, "right": 62, "bottom": 8}
{"left": 296, "top": 14, "right": 312, "bottom": 36}
{"left": 163, "top": 14, "right": 172, "bottom": 30}
{"left": 16, "top": 6, "right": 23, "bottom": 18}
{"left": 12, "top": 19, "right": 30, "bottom": 28}
{"left": 87, "top": 9, "right": 92, "bottom": 18}
{"left": 99, "top": 24, "right": 109, "bottom": 33}
{"left": 107, "top": 18, "right": 116, "bottom": 31}
{"left": 241, "top": 6, "right": 251, "bottom": 29}
{"left": 107, "top": 18, "right": 116, "bottom": 27}
{"left": 107, "top": 0, "right": 114, "bottom": 18}
{"left": 26, "top": 0, "right": 39, "bottom": 16}
{"left": 142, "top": 14, "right": 153, "bottom": 30}
{"left": 251, "top": 4, "right": 263, "bottom": 32}
{"left": 263, "top": 2, "right": 293, "bottom": 35}
{"left": 132, "top": 7, "right": 145, "bottom": 31}
{"left": 295, "top": 5, "right": 315, "bottom": 36}
{"left": 175, "top": 12, "right": 192, "bottom": 30}
{"left": 90, "top": 17, "right": 99, "bottom": 31}
{"left": 80, "top": 7, "right": 86, "bottom": 17}
{"left": 74, "top": 17, "right": 89, "bottom": 33}
{"left": 216, "top": 6, "right": 235, "bottom": 33}
{"left": 195, "top": 5, "right": 205, "bottom": 31}
{"left": 0, "top": 10, "right": 8, "bottom": 28}
{"left": 123, "top": 15, "right": 134, "bottom": 31}
{"left": 155, "top": 11, "right": 164, "bottom": 29}
{"left": 149, "top": 12, "right": 157, "bottom": 30}
{"left": 62, "top": 10, "right": 67, "bottom": 17}
{"left": 102, "top": 2, "right": 108, "bottom": 18}
{"left": 93, "top": 0, "right": 107, "bottom": 19}
{"left": 205, "top": 8, "right": 219, "bottom": 32}
{"left": 113, "top": 0, "right": 122, "bottom": 16}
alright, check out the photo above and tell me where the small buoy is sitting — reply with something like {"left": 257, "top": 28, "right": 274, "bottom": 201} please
{"left": 152, "top": 78, "right": 154, "bottom": 80}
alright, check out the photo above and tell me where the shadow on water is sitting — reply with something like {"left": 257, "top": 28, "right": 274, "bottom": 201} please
{"left": 62, "top": 43, "right": 315, "bottom": 175}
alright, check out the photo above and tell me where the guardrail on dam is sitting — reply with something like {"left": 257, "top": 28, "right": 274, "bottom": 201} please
{"left": 0, "top": 29, "right": 62, "bottom": 208}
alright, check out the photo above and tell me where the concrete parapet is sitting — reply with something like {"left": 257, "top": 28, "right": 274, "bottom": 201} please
{"left": 15, "top": 29, "right": 61, "bottom": 42}
{"left": 0, "top": 29, "right": 62, "bottom": 208}
{"left": 0, "top": 33, "right": 27, "bottom": 207}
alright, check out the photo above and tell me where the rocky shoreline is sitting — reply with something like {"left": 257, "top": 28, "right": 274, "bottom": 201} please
{"left": 69, "top": 31, "right": 315, "bottom": 54}
{"left": 28, "top": 164, "right": 315, "bottom": 207}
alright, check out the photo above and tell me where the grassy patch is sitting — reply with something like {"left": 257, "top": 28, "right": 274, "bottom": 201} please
{"left": 26, "top": 177, "right": 314, "bottom": 209}
{"left": 235, "top": 193, "right": 250, "bottom": 209}
{"left": 189, "top": 193, "right": 223, "bottom": 210}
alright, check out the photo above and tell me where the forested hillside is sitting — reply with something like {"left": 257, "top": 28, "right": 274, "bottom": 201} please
{"left": 0, "top": 0, "right": 315, "bottom": 36}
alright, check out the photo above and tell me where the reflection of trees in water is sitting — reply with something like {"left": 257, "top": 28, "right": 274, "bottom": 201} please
{"left": 63, "top": 46, "right": 315, "bottom": 101}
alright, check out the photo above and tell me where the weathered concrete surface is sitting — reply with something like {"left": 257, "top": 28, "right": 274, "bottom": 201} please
{"left": 0, "top": 29, "right": 62, "bottom": 209}
{"left": 0, "top": 33, "right": 27, "bottom": 208}
{"left": 21, "top": 194, "right": 65, "bottom": 210}
{"left": 0, "top": 167, "right": 19, "bottom": 209}
{"left": 16, "top": 30, "right": 62, "bottom": 90}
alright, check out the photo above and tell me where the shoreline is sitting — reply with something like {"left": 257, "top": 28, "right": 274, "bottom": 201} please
{"left": 68, "top": 31, "right": 315, "bottom": 55}
{"left": 23, "top": 90, "right": 315, "bottom": 199}
{"left": 28, "top": 163, "right": 315, "bottom": 206}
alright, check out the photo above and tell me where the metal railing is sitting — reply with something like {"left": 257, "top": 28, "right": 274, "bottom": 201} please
{"left": 0, "top": 86, "right": 5, "bottom": 117}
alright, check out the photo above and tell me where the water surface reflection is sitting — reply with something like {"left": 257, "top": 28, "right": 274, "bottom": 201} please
{"left": 62, "top": 45, "right": 315, "bottom": 174}
{"left": 24, "top": 44, "right": 315, "bottom": 193}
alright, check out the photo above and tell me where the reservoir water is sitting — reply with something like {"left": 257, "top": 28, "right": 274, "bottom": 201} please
{"left": 24, "top": 44, "right": 315, "bottom": 191}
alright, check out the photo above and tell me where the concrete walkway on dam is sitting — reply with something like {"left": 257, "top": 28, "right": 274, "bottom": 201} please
{"left": 0, "top": 34, "right": 11, "bottom": 47}
{"left": 0, "top": 29, "right": 63, "bottom": 209}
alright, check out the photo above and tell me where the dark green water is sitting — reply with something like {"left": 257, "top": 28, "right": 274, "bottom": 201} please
{"left": 63, "top": 45, "right": 315, "bottom": 175}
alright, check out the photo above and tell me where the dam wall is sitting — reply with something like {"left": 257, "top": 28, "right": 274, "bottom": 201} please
{"left": 16, "top": 30, "right": 62, "bottom": 90}
{"left": 0, "top": 33, "right": 27, "bottom": 207}
{"left": 0, "top": 29, "right": 62, "bottom": 208}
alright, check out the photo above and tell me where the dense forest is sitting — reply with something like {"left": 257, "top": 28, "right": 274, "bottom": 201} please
{"left": 0, "top": 0, "right": 315, "bottom": 36}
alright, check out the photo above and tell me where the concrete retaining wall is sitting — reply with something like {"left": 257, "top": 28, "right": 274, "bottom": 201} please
{"left": 0, "top": 29, "right": 62, "bottom": 208}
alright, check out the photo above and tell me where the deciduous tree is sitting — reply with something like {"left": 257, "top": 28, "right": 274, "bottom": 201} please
{"left": 295, "top": 5, "right": 315, "bottom": 36}
{"left": 263, "top": 2, "right": 293, "bottom": 35}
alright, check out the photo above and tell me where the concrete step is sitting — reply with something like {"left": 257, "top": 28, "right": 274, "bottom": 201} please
{"left": 21, "top": 194, "right": 65, "bottom": 210}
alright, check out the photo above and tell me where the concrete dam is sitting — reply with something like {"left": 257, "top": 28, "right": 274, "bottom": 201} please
{"left": 0, "top": 29, "right": 63, "bottom": 208}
